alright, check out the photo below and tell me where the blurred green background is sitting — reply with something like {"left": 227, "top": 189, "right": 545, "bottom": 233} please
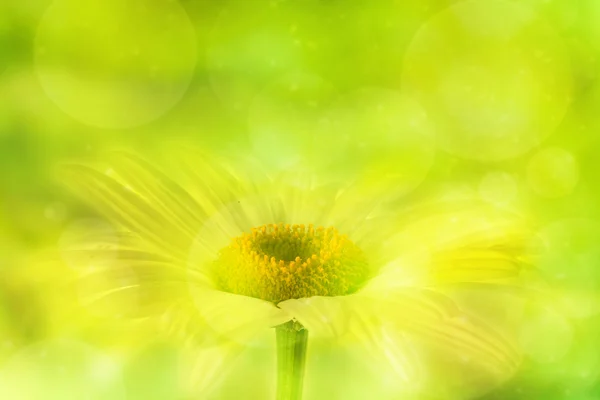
{"left": 1, "top": 0, "right": 600, "bottom": 399}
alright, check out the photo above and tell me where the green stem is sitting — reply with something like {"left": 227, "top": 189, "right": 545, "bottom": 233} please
{"left": 275, "top": 320, "right": 308, "bottom": 400}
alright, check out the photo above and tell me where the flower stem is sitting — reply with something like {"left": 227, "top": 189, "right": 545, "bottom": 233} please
{"left": 276, "top": 320, "right": 308, "bottom": 400}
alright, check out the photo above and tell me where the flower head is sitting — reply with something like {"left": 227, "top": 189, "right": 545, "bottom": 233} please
{"left": 63, "top": 148, "right": 533, "bottom": 399}
{"left": 213, "top": 223, "right": 370, "bottom": 303}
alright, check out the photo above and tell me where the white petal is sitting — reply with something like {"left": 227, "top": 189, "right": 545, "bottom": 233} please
{"left": 357, "top": 289, "right": 521, "bottom": 377}
{"left": 280, "top": 294, "right": 424, "bottom": 389}
{"left": 277, "top": 296, "right": 352, "bottom": 339}
{"left": 374, "top": 199, "right": 532, "bottom": 288}
{"left": 190, "top": 286, "right": 291, "bottom": 344}
{"left": 62, "top": 164, "right": 193, "bottom": 260}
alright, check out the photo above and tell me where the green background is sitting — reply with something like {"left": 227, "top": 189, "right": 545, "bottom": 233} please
{"left": 1, "top": 0, "right": 599, "bottom": 399}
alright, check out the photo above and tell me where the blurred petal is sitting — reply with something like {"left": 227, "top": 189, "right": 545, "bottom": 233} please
{"left": 59, "top": 222, "right": 289, "bottom": 351}
{"left": 280, "top": 293, "right": 424, "bottom": 388}
{"left": 60, "top": 227, "right": 206, "bottom": 320}
{"left": 61, "top": 150, "right": 260, "bottom": 261}
{"left": 190, "top": 286, "right": 291, "bottom": 344}
{"left": 166, "top": 146, "right": 260, "bottom": 214}
{"left": 277, "top": 296, "right": 351, "bottom": 339}
{"left": 359, "top": 289, "right": 521, "bottom": 376}
{"left": 105, "top": 152, "right": 208, "bottom": 238}
{"left": 429, "top": 246, "right": 532, "bottom": 285}
{"left": 282, "top": 288, "right": 520, "bottom": 395}
{"left": 61, "top": 165, "right": 192, "bottom": 260}
{"left": 376, "top": 199, "right": 533, "bottom": 287}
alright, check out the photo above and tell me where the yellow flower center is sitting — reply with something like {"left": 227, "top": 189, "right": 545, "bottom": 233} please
{"left": 212, "top": 223, "right": 370, "bottom": 303}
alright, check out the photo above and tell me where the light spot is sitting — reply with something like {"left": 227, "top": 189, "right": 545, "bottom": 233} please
{"left": 402, "top": 0, "right": 572, "bottom": 161}
{"left": 248, "top": 72, "right": 338, "bottom": 171}
{"left": 533, "top": 218, "right": 600, "bottom": 318}
{"left": 44, "top": 202, "right": 67, "bottom": 221}
{"left": 536, "top": 219, "right": 600, "bottom": 287}
{"left": 0, "top": 340, "right": 126, "bottom": 400}
{"left": 519, "top": 305, "right": 573, "bottom": 364}
{"left": 35, "top": 0, "right": 196, "bottom": 129}
{"left": 527, "top": 147, "right": 579, "bottom": 198}
{"left": 207, "top": 0, "right": 303, "bottom": 111}
{"left": 478, "top": 171, "right": 518, "bottom": 206}
{"left": 318, "top": 88, "right": 435, "bottom": 196}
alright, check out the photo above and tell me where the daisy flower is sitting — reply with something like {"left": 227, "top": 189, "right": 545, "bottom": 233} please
{"left": 63, "top": 148, "right": 532, "bottom": 400}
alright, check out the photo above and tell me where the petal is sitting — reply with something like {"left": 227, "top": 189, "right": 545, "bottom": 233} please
{"left": 76, "top": 257, "right": 200, "bottom": 320}
{"left": 61, "top": 150, "right": 261, "bottom": 262}
{"left": 437, "top": 284, "right": 527, "bottom": 344}
{"left": 169, "top": 146, "right": 261, "bottom": 216}
{"left": 362, "top": 252, "right": 431, "bottom": 291}
{"left": 189, "top": 286, "right": 291, "bottom": 344}
{"left": 358, "top": 289, "right": 521, "bottom": 377}
{"left": 185, "top": 177, "right": 378, "bottom": 278}
{"left": 186, "top": 190, "right": 288, "bottom": 279}
{"left": 60, "top": 229, "right": 207, "bottom": 320}
{"left": 277, "top": 296, "right": 351, "bottom": 339}
{"left": 105, "top": 152, "right": 208, "bottom": 239}
{"left": 284, "top": 289, "right": 520, "bottom": 394}
{"left": 280, "top": 294, "right": 424, "bottom": 389}
{"left": 377, "top": 199, "right": 533, "bottom": 287}
{"left": 384, "top": 199, "right": 530, "bottom": 254}
{"left": 61, "top": 165, "right": 193, "bottom": 260}
{"left": 429, "top": 247, "right": 531, "bottom": 285}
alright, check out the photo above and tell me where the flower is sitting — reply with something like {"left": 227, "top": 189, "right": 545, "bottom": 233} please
{"left": 62, "top": 148, "right": 532, "bottom": 399}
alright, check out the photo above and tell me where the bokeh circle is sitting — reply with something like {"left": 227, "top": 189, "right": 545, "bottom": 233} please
{"left": 533, "top": 218, "right": 600, "bottom": 318}
{"left": 248, "top": 72, "right": 338, "bottom": 171}
{"left": 207, "top": 0, "right": 306, "bottom": 112}
{"left": 478, "top": 171, "right": 518, "bottom": 206}
{"left": 0, "top": 339, "right": 126, "bottom": 400}
{"left": 527, "top": 147, "right": 579, "bottom": 198}
{"left": 519, "top": 305, "right": 573, "bottom": 364}
{"left": 35, "top": 0, "right": 197, "bottom": 129}
{"left": 317, "top": 88, "right": 436, "bottom": 196}
{"left": 402, "top": 0, "right": 572, "bottom": 162}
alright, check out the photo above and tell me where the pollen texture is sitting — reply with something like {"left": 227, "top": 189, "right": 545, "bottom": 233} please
{"left": 212, "top": 224, "right": 370, "bottom": 303}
